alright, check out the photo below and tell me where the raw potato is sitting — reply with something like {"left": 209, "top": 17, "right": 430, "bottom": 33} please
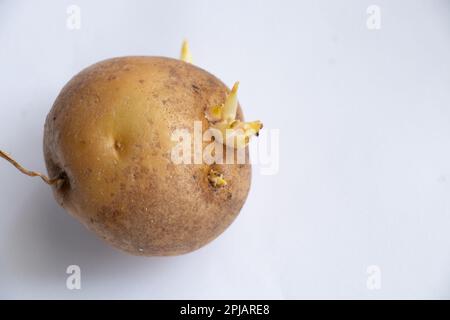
{"left": 43, "top": 56, "right": 252, "bottom": 256}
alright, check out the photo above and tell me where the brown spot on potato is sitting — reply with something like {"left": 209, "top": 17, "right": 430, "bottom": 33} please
{"left": 192, "top": 84, "right": 200, "bottom": 95}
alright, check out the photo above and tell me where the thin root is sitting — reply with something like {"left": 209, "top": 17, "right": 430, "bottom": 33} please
{"left": 0, "top": 149, "right": 64, "bottom": 186}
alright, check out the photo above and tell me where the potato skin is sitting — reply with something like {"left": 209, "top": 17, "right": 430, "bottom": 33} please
{"left": 43, "top": 57, "right": 251, "bottom": 256}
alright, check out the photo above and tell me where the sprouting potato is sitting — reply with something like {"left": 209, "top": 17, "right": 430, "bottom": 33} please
{"left": 0, "top": 42, "right": 262, "bottom": 256}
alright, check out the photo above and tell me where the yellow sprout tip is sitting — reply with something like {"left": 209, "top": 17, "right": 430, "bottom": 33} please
{"left": 180, "top": 40, "right": 193, "bottom": 63}
{"left": 231, "top": 81, "right": 239, "bottom": 94}
{"left": 208, "top": 169, "right": 227, "bottom": 188}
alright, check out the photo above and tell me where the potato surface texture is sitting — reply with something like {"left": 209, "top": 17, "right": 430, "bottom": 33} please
{"left": 43, "top": 56, "right": 251, "bottom": 256}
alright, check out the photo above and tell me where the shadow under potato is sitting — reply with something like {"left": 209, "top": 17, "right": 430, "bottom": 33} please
{"left": 6, "top": 183, "right": 176, "bottom": 288}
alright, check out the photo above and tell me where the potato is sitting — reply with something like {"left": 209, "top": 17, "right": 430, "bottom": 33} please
{"left": 42, "top": 56, "right": 259, "bottom": 256}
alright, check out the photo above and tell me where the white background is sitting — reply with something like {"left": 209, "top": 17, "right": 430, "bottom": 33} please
{"left": 0, "top": 0, "right": 449, "bottom": 299}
